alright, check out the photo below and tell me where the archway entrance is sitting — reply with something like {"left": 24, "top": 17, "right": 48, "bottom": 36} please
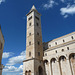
{"left": 38, "top": 66, "right": 43, "bottom": 75}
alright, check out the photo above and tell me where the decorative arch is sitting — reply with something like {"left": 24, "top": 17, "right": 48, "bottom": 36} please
{"left": 25, "top": 71, "right": 28, "bottom": 75}
{"left": 50, "top": 58, "right": 56, "bottom": 63}
{"left": 59, "top": 56, "right": 66, "bottom": 61}
{"left": 44, "top": 59, "right": 49, "bottom": 65}
{"left": 69, "top": 53, "right": 75, "bottom": 59}
{"left": 29, "top": 70, "right": 31, "bottom": 75}
{"left": 44, "top": 59, "right": 49, "bottom": 75}
{"left": 38, "top": 66, "right": 43, "bottom": 75}
{"left": 51, "top": 58, "right": 61, "bottom": 75}
{"left": 59, "top": 55, "right": 72, "bottom": 75}
{"left": 69, "top": 53, "right": 75, "bottom": 75}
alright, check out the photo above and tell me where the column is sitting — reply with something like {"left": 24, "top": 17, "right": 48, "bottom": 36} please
{"left": 49, "top": 61, "right": 52, "bottom": 75}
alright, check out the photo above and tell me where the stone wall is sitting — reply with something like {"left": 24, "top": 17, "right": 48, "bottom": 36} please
{"left": 43, "top": 33, "right": 75, "bottom": 75}
{"left": 0, "top": 28, "right": 4, "bottom": 75}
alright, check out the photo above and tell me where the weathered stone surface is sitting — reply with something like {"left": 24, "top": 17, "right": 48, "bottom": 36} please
{"left": 23, "top": 5, "right": 75, "bottom": 75}
{"left": 0, "top": 27, "right": 4, "bottom": 75}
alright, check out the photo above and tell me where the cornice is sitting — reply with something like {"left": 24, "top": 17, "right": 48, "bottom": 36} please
{"left": 44, "top": 40, "right": 75, "bottom": 52}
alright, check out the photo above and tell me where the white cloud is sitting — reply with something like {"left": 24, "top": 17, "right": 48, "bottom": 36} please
{"left": 6, "top": 50, "right": 26, "bottom": 65}
{"left": 60, "top": 4, "right": 75, "bottom": 17}
{"left": 3, "top": 65, "right": 23, "bottom": 74}
{"left": 43, "top": 0, "right": 58, "bottom": 9}
{"left": 64, "top": 15, "right": 68, "bottom": 18}
{"left": 2, "top": 52, "right": 14, "bottom": 58}
{"left": 0, "top": 0, "right": 5, "bottom": 4}
{"left": 61, "top": 0, "right": 65, "bottom": 3}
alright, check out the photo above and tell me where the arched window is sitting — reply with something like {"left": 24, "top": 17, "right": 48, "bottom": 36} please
{"left": 44, "top": 60, "right": 48, "bottom": 65}
{"left": 59, "top": 56, "right": 66, "bottom": 61}
{"left": 38, "top": 66, "right": 43, "bottom": 75}
{"left": 69, "top": 53, "right": 75, "bottom": 75}
{"left": 70, "top": 54, "right": 75, "bottom": 59}
{"left": 51, "top": 58, "right": 56, "bottom": 63}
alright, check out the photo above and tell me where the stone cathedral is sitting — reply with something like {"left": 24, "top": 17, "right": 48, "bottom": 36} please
{"left": 23, "top": 5, "right": 75, "bottom": 75}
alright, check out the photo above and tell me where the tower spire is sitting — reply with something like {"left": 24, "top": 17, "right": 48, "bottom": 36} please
{"left": 26, "top": 5, "right": 41, "bottom": 16}
{"left": 31, "top": 5, "right": 36, "bottom": 10}
{"left": 30, "top": 5, "right": 37, "bottom": 12}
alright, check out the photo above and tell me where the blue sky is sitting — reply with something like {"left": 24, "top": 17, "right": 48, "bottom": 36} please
{"left": 0, "top": 0, "right": 75, "bottom": 75}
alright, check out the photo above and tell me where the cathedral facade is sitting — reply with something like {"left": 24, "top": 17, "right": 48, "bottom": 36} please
{"left": 23, "top": 5, "right": 75, "bottom": 75}
{"left": 0, "top": 26, "right": 4, "bottom": 75}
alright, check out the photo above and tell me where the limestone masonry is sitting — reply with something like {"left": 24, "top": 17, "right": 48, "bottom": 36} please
{"left": 23, "top": 5, "right": 75, "bottom": 75}
{"left": 0, "top": 26, "right": 4, "bottom": 75}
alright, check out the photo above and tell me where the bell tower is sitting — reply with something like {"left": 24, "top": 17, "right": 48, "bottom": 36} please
{"left": 23, "top": 5, "right": 45, "bottom": 75}
{"left": 26, "top": 5, "right": 43, "bottom": 60}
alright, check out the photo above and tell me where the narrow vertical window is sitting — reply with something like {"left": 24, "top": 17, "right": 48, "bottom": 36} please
{"left": 45, "top": 53, "right": 47, "bottom": 56}
{"left": 38, "top": 52, "right": 40, "bottom": 56}
{"left": 29, "top": 23, "right": 31, "bottom": 26}
{"left": 56, "top": 51, "right": 57, "bottom": 53}
{"left": 55, "top": 42, "right": 57, "bottom": 45}
{"left": 29, "top": 52, "right": 31, "bottom": 57}
{"left": 36, "top": 23, "right": 39, "bottom": 26}
{"left": 29, "top": 33, "right": 31, "bottom": 36}
{"left": 38, "top": 41, "right": 40, "bottom": 45}
{"left": 67, "top": 47, "right": 69, "bottom": 50}
{"left": 71, "top": 36, "right": 74, "bottom": 39}
{"left": 35, "top": 16, "right": 39, "bottom": 20}
{"left": 28, "top": 16, "right": 32, "bottom": 20}
{"left": 49, "top": 45, "right": 51, "bottom": 48}
{"left": 37, "top": 32, "right": 39, "bottom": 35}
{"left": 29, "top": 41, "right": 31, "bottom": 45}
{"left": 63, "top": 39, "right": 65, "bottom": 42}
